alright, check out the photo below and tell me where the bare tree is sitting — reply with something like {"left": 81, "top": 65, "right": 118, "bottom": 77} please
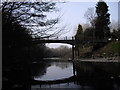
{"left": 2, "top": 1, "right": 65, "bottom": 39}
{"left": 84, "top": 7, "right": 96, "bottom": 27}
{"left": 110, "top": 20, "right": 118, "bottom": 31}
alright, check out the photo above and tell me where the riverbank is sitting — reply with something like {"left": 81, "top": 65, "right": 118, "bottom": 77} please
{"left": 42, "top": 57, "right": 120, "bottom": 63}
{"left": 74, "top": 57, "right": 120, "bottom": 63}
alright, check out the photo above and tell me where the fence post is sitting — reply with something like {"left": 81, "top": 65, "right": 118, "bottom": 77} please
{"left": 72, "top": 45, "right": 75, "bottom": 60}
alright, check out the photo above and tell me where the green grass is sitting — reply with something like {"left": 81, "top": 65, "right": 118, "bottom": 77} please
{"left": 111, "top": 41, "right": 120, "bottom": 52}
{"left": 93, "top": 41, "right": 120, "bottom": 57}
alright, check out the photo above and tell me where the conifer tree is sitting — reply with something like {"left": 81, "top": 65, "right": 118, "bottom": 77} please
{"left": 75, "top": 24, "right": 83, "bottom": 40}
{"left": 95, "top": 1, "right": 110, "bottom": 40}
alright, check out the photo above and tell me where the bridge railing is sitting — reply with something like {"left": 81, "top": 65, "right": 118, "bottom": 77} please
{"left": 32, "top": 36, "right": 110, "bottom": 43}
{"left": 33, "top": 36, "right": 75, "bottom": 41}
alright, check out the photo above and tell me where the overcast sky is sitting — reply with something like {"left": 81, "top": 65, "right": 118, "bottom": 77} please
{"left": 47, "top": 0, "right": 119, "bottom": 48}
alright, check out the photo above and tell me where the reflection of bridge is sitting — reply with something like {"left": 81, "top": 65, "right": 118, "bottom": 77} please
{"left": 32, "top": 38, "right": 108, "bottom": 59}
{"left": 31, "top": 75, "right": 77, "bottom": 85}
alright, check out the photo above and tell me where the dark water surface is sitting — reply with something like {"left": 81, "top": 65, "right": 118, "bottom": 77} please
{"left": 31, "top": 59, "right": 120, "bottom": 90}
{"left": 2, "top": 58, "right": 120, "bottom": 90}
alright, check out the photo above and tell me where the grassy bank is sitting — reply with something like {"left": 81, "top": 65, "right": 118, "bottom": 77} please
{"left": 93, "top": 41, "right": 120, "bottom": 58}
{"left": 77, "top": 41, "right": 120, "bottom": 59}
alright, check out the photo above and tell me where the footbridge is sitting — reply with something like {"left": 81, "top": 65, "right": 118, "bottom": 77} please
{"left": 32, "top": 39, "right": 76, "bottom": 45}
{"left": 32, "top": 37, "right": 108, "bottom": 45}
{"left": 32, "top": 37, "right": 108, "bottom": 59}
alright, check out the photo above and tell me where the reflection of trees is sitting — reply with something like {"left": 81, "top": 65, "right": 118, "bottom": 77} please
{"left": 31, "top": 61, "right": 52, "bottom": 79}
{"left": 91, "top": 62, "right": 120, "bottom": 76}
{"left": 54, "top": 62, "right": 72, "bottom": 69}
{"left": 31, "top": 61, "right": 73, "bottom": 79}
{"left": 74, "top": 62, "right": 120, "bottom": 90}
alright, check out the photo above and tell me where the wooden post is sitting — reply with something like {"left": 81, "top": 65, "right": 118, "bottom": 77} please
{"left": 73, "top": 61, "right": 76, "bottom": 76}
{"left": 72, "top": 45, "right": 75, "bottom": 60}
{"left": 78, "top": 48, "right": 79, "bottom": 59}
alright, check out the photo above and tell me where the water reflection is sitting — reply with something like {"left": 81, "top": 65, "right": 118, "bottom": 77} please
{"left": 32, "top": 61, "right": 74, "bottom": 80}
{"left": 31, "top": 59, "right": 120, "bottom": 90}
{"left": 3, "top": 58, "right": 120, "bottom": 90}
{"left": 74, "top": 62, "right": 120, "bottom": 90}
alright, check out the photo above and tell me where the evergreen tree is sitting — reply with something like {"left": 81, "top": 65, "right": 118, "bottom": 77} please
{"left": 84, "top": 27, "right": 94, "bottom": 41}
{"left": 75, "top": 24, "right": 83, "bottom": 40}
{"left": 95, "top": 1, "right": 110, "bottom": 40}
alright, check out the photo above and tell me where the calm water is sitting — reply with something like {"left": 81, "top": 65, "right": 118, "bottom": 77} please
{"left": 31, "top": 59, "right": 120, "bottom": 90}
{"left": 3, "top": 58, "right": 120, "bottom": 90}
{"left": 31, "top": 60, "right": 80, "bottom": 89}
{"left": 34, "top": 61, "right": 74, "bottom": 80}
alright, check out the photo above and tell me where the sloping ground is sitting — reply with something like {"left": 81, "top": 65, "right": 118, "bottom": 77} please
{"left": 93, "top": 41, "right": 120, "bottom": 58}
{"left": 78, "top": 45, "right": 93, "bottom": 58}
{"left": 77, "top": 41, "right": 120, "bottom": 59}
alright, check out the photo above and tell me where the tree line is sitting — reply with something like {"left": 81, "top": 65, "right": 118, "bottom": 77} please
{"left": 76, "top": 1, "right": 120, "bottom": 44}
{"left": 2, "top": 2, "right": 62, "bottom": 64}
{"left": 75, "top": 1, "right": 120, "bottom": 58}
{"left": 2, "top": 2, "right": 63, "bottom": 90}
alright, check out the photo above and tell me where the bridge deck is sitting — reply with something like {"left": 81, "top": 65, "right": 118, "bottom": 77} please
{"left": 32, "top": 39, "right": 108, "bottom": 45}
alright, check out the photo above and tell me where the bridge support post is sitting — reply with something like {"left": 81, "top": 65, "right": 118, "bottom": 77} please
{"left": 72, "top": 45, "right": 75, "bottom": 60}
{"left": 73, "top": 62, "right": 76, "bottom": 76}
{"left": 78, "top": 48, "right": 79, "bottom": 59}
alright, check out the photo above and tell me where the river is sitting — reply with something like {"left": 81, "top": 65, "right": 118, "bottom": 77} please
{"left": 31, "top": 58, "right": 120, "bottom": 90}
